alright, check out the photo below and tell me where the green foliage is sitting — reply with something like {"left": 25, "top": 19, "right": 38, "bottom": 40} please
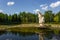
{"left": 18, "top": 12, "right": 38, "bottom": 23}
{"left": 0, "top": 11, "right": 60, "bottom": 25}
{"left": 44, "top": 10, "right": 54, "bottom": 23}
{"left": 54, "top": 15, "right": 59, "bottom": 23}
{"left": 53, "top": 11, "right": 60, "bottom": 23}
{"left": 0, "top": 12, "right": 38, "bottom": 25}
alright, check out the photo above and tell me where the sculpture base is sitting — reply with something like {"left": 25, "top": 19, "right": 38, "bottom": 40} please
{"left": 38, "top": 24, "right": 51, "bottom": 29}
{"left": 39, "top": 23, "right": 45, "bottom": 27}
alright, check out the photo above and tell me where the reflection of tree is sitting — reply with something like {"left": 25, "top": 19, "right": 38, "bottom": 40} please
{"left": 0, "top": 31, "right": 36, "bottom": 37}
{"left": 10, "top": 31, "right": 36, "bottom": 36}
{"left": 0, "top": 31, "right": 6, "bottom": 36}
{"left": 44, "top": 31, "right": 53, "bottom": 39}
{"left": 38, "top": 26, "right": 54, "bottom": 40}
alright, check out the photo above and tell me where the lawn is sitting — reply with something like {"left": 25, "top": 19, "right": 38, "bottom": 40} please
{"left": 0, "top": 24, "right": 60, "bottom": 35}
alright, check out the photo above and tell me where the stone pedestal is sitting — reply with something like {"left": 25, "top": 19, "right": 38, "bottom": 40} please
{"left": 39, "top": 23, "right": 43, "bottom": 26}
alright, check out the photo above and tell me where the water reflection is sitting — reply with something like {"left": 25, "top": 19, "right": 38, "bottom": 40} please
{"left": 44, "top": 32, "right": 60, "bottom": 40}
{"left": 0, "top": 31, "right": 60, "bottom": 40}
{"left": 0, "top": 31, "right": 39, "bottom": 40}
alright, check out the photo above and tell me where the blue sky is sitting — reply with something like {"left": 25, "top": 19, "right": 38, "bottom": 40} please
{"left": 0, "top": 0, "right": 60, "bottom": 14}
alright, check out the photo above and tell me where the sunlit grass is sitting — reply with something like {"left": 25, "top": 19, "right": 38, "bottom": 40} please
{"left": 0, "top": 24, "right": 60, "bottom": 35}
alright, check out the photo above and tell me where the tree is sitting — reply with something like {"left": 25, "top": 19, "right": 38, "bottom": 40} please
{"left": 0, "top": 13, "right": 5, "bottom": 22}
{"left": 56, "top": 11, "right": 60, "bottom": 22}
{"left": 54, "top": 15, "right": 59, "bottom": 23}
{"left": 44, "top": 10, "right": 54, "bottom": 23}
{"left": 19, "top": 12, "right": 27, "bottom": 23}
{"left": 17, "top": 14, "right": 21, "bottom": 23}
{"left": 12, "top": 14, "right": 18, "bottom": 23}
{"left": 4, "top": 14, "right": 8, "bottom": 22}
{"left": 19, "top": 12, "right": 37, "bottom": 23}
{"left": 8, "top": 15, "right": 12, "bottom": 23}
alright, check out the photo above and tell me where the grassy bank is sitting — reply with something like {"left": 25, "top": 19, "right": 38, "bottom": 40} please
{"left": 6, "top": 27, "right": 53, "bottom": 34}
{"left": 0, "top": 24, "right": 60, "bottom": 35}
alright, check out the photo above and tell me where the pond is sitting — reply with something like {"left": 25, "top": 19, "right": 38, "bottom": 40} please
{"left": 0, "top": 30, "right": 60, "bottom": 40}
{"left": 0, "top": 31, "right": 39, "bottom": 40}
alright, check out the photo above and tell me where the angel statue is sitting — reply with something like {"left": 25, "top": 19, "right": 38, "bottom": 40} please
{"left": 35, "top": 9, "right": 44, "bottom": 27}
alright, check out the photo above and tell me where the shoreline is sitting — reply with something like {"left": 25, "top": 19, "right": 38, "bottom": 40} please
{"left": 0, "top": 24, "right": 60, "bottom": 33}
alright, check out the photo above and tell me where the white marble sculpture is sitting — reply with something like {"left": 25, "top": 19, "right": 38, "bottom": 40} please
{"left": 36, "top": 9, "right": 44, "bottom": 26}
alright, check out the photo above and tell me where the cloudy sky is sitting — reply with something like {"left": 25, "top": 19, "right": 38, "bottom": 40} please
{"left": 0, "top": 0, "right": 60, "bottom": 14}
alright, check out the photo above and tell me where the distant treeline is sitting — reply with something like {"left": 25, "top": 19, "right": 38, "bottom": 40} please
{"left": 0, "top": 12, "right": 38, "bottom": 25}
{"left": 0, "top": 10, "right": 60, "bottom": 25}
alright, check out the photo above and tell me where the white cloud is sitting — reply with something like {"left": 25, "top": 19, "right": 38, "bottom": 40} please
{"left": 41, "top": 6, "right": 48, "bottom": 10}
{"left": 33, "top": 9, "right": 40, "bottom": 13}
{"left": 0, "top": 10, "right": 3, "bottom": 13}
{"left": 40, "top": 4, "right": 48, "bottom": 10}
{"left": 40, "top": 4, "right": 46, "bottom": 7}
{"left": 7, "top": 2, "right": 15, "bottom": 6}
{"left": 50, "top": 1, "right": 60, "bottom": 8}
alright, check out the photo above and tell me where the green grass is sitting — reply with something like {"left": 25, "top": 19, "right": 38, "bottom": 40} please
{"left": 0, "top": 24, "right": 60, "bottom": 35}
{"left": 7, "top": 27, "right": 52, "bottom": 34}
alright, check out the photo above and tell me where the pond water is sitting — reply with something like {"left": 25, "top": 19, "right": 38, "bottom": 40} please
{"left": 0, "top": 31, "right": 60, "bottom": 40}
{"left": 0, "top": 31, "right": 39, "bottom": 40}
